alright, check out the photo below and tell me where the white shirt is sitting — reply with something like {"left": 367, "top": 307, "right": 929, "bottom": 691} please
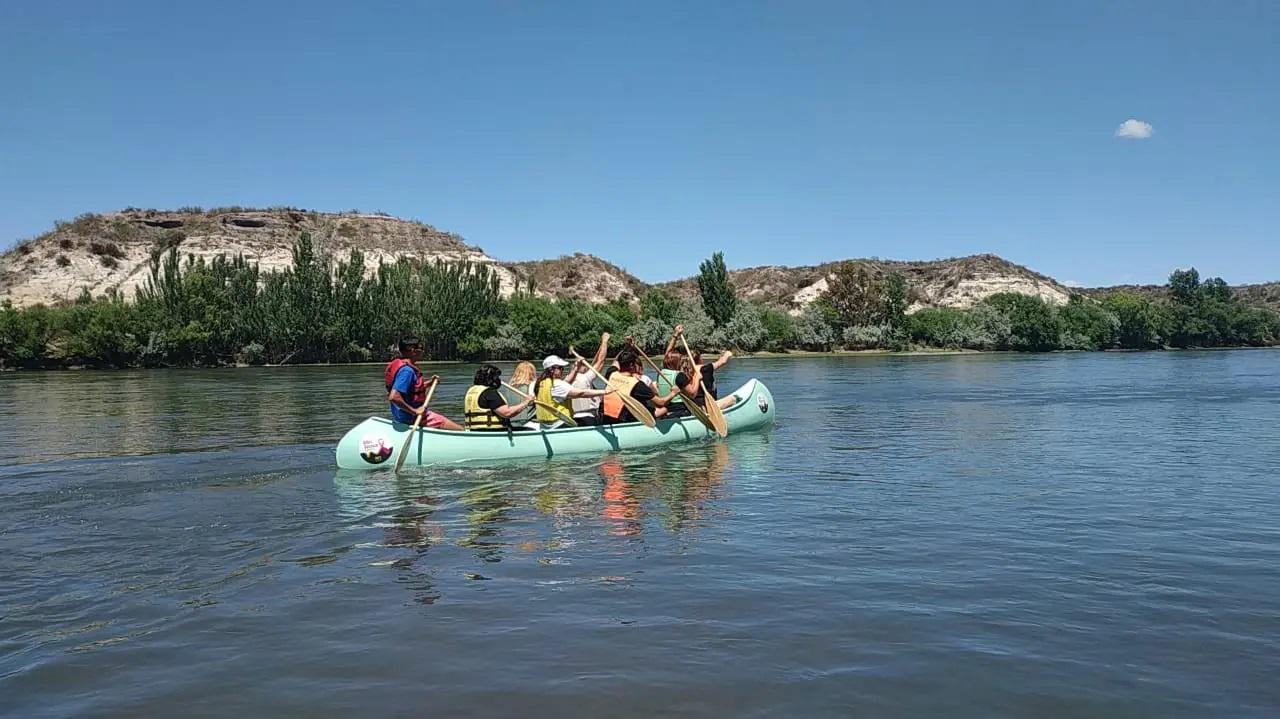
{"left": 570, "top": 367, "right": 601, "bottom": 416}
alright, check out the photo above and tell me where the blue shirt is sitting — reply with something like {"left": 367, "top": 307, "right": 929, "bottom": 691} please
{"left": 389, "top": 365, "right": 421, "bottom": 424}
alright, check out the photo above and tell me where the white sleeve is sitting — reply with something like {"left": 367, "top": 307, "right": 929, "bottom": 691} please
{"left": 551, "top": 380, "right": 573, "bottom": 401}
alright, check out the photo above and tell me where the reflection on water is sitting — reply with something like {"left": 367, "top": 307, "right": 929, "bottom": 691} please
{"left": 332, "top": 438, "right": 755, "bottom": 586}
{"left": 5, "top": 352, "right": 1280, "bottom": 717}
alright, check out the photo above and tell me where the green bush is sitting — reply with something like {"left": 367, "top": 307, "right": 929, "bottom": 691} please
{"left": 1057, "top": 297, "right": 1119, "bottom": 350}
{"left": 981, "top": 293, "right": 1061, "bottom": 351}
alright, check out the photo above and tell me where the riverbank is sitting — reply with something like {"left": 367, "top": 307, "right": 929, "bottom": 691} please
{"left": 6, "top": 344, "right": 1278, "bottom": 373}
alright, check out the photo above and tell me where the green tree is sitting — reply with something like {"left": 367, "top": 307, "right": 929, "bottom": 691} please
{"left": 821, "top": 261, "right": 883, "bottom": 329}
{"left": 697, "top": 252, "right": 737, "bottom": 327}
{"left": 981, "top": 293, "right": 1062, "bottom": 351}
{"left": 882, "top": 272, "right": 909, "bottom": 329}
{"left": 1169, "top": 268, "right": 1201, "bottom": 305}
{"left": 759, "top": 306, "right": 796, "bottom": 351}
{"left": 1057, "top": 297, "right": 1119, "bottom": 351}
{"left": 1100, "top": 292, "right": 1165, "bottom": 349}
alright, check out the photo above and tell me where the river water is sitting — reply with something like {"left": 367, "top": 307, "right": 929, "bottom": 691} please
{"left": 2, "top": 351, "right": 1278, "bottom": 717}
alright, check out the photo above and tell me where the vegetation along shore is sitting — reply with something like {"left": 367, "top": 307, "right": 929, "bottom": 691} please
{"left": 1, "top": 209, "right": 1278, "bottom": 370}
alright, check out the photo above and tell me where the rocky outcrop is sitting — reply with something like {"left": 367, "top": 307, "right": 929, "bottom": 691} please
{"left": 659, "top": 254, "right": 1076, "bottom": 314}
{"left": 0, "top": 209, "right": 636, "bottom": 307}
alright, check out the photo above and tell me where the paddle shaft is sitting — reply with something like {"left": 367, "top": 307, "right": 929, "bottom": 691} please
{"left": 679, "top": 334, "right": 729, "bottom": 437}
{"left": 394, "top": 379, "right": 439, "bottom": 472}
{"left": 572, "top": 348, "right": 656, "bottom": 429}
{"left": 633, "top": 343, "right": 717, "bottom": 432}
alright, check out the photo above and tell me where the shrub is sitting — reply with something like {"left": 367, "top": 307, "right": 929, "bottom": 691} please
{"left": 99, "top": 255, "right": 119, "bottom": 269}
{"left": 792, "top": 305, "right": 836, "bottom": 351}
{"left": 1100, "top": 292, "right": 1165, "bottom": 349}
{"left": 981, "top": 293, "right": 1061, "bottom": 351}
{"left": 1057, "top": 297, "right": 1119, "bottom": 350}
{"left": 156, "top": 231, "right": 185, "bottom": 250}
{"left": 16, "top": 242, "right": 33, "bottom": 255}
{"left": 337, "top": 223, "right": 358, "bottom": 239}
{"left": 908, "top": 308, "right": 970, "bottom": 348}
{"left": 711, "top": 302, "right": 767, "bottom": 352}
{"left": 237, "top": 342, "right": 267, "bottom": 365}
{"left": 89, "top": 241, "right": 126, "bottom": 259}
{"left": 55, "top": 254, "right": 71, "bottom": 267}
{"left": 59, "top": 238, "right": 74, "bottom": 249}
{"left": 758, "top": 306, "right": 796, "bottom": 351}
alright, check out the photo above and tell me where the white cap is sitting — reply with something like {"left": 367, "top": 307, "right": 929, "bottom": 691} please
{"left": 542, "top": 355, "right": 570, "bottom": 369}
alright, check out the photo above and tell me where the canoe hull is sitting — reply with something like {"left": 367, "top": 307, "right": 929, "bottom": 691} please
{"left": 335, "top": 378, "right": 775, "bottom": 469}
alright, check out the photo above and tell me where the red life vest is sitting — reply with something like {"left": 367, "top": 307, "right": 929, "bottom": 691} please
{"left": 384, "top": 358, "right": 427, "bottom": 404}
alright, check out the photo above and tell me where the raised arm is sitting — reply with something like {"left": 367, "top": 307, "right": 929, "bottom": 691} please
{"left": 712, "top": 350, "right": 733, "bottom": 370}
{"left": 590, "top": 332, "right": 610, "bottom": 374}
{"left": 664, "top": 324, "right": 684, "bottom": 357}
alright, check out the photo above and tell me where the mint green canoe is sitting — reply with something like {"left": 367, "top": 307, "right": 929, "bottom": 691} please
{"left": 335, "top": 378, "right": 775, "bottom": 469}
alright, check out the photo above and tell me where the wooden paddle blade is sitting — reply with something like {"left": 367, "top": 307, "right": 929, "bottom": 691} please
{"left": 617, "top": 391, "right": 656, "bottom": 428}
{"left": 701, "top": 382, "right": 729, "bottom": 437}
{"left": 394, "top": 413, "right": 423, "bottom": 472}
{"left": 394, "top": 380, "right": 439, "bottom": 472}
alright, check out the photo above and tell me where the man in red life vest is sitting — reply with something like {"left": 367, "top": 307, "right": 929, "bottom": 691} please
{"left": 385, "top": 337, "right": 463, "bottom": 430}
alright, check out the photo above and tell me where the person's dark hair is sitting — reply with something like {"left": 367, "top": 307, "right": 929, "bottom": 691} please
{"left": 534, "top": 367, "right": 556, "bottom": 398}
{"left": 399, "top": 337, "right": 422, "bottom": 355}
{"left": 474, "top": 363, "right": 502, "bottom": 389}
{"left": 616, "top": 347, "right": 640, "bottom": 371}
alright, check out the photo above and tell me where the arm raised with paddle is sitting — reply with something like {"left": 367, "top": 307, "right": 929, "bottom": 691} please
{"left": 631, "top": 339, "right": 721, "bottom": 436}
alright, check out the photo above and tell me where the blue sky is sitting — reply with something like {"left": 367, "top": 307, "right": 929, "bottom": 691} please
{"left": 1, "top": 1, "right": 1275, "bottom": 286}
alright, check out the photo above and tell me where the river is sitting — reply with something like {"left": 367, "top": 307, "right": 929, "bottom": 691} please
{"left": 2, "top": 351, "right": 1278, "bottom": 717}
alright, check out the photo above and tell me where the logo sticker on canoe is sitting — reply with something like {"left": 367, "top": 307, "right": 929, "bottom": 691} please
{"left": 359, "top": 435, "right": 393, "bottom": 464}
{"left": 757, "top": 394, "right": 769, "bottom": 414}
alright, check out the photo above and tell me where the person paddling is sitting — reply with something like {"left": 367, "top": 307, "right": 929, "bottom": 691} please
{"left": 507, "top": 361, "right": 539, "bottom": 429}
{"left": 568, "top": 333, "right": 610, "bottom": 425}
{"left": 532, "top": 355, "right": 611, "bottom": 429}
{"left": 667, "top": 325, "right": 738, "bottom": 410}
{"left": 602, "top": 345, "right": 679, "bottom": 423}
{"left": 386, "top": 337, "right": 463, "bottom": 430}
{"left": 464, "top": 364, "right": 535, "bottom": 432}
{"left": 656, "top": 350, "right": 699, "bottom": 419}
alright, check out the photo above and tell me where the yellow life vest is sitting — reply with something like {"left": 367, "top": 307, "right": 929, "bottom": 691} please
{"left": 463, "top": 384, "right": 507, "bottom": 430}
{"left": 603, "top": 372, "right": 641, "bottom": 419}
{"left": 535, "top": 378, "right": 573, "bottom": 424}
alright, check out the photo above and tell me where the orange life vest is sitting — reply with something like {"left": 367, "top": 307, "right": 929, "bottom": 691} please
{"left": 384, "top": 358, "right": 426, "bottom": 404}
{"left": 603, "top": 372, "right": 641, "bottom": 420}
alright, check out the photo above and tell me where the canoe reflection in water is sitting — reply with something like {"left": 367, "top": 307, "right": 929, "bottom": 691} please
{"left": 330, "top": 437, "right": 757, "bottom": 603}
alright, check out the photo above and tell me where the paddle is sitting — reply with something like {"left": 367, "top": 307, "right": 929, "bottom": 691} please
{"left": 394, "top": 378, "right": 439, "bottom": 473}
{"left": 631, "top": 341, "right": 718, "bottom": 435}
{"left": 501, "top": 382, "right": 579, "bottom": 427}
{"left": 680, "top": 333, "right": 729, "bottom": 438}
{"left": 569, "top": 347, "right": 656, "bottom": 429}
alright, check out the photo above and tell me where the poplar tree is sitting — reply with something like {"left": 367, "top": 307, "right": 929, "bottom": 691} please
{"left": 697, "top": 252, "right": 737, "bottom": 328}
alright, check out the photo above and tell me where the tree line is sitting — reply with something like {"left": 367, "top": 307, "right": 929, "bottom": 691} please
{"left": 1, "top": 235, "right": 1277, "bottom": 369}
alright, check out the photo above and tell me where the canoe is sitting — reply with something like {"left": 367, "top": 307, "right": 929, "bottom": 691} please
{"left": 335, "top": 378, "right": 776, "bottom": 469}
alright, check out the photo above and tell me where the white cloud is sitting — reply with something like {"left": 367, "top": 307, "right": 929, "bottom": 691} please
{"left": 1115, "top": 119, "right": 1154, "bottom": 139}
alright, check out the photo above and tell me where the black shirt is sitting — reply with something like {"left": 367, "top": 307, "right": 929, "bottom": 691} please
{"left": 697, "top": 362, "right": 717, "bottom": 400}
{"left": 474, "top": 386, "right": 511, "bottom": 429}
{"left": 603, "top": 367, "right": 655, "bottom": 422}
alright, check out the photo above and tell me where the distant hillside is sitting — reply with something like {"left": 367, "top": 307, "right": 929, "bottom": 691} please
{"left": 5, "top": 208, "right": 1275, "bottom": 315}
{"left": 0, "top": 208, "right": 645, "bottom": 308}
{"left": 1080, "top": 282, "right": 1280, "bottom": 313}
{"left": 660, "top": 254, "right": 1076, "bottom": 313}
{"left": 506, "top": 253, "right": 648, "bottom": 304}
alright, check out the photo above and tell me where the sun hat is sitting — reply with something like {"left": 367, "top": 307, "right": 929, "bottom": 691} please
{"left": 542, "top": 355, "right": 570, "bottom": 369}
